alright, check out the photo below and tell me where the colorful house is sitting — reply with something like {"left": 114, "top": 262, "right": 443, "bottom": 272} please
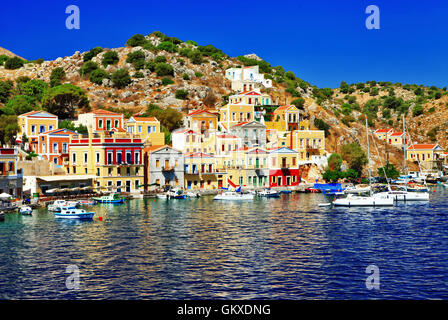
{"left": 183, "top": 109, "right": 218, "bottom": 133}
{"left": 373, "top": 128, "right": 394, "bottom": 141}
{"left": 218, "top": 103, "right": 255, "bottom": 130}
{"left": 407, "top": 144, "right": 444, "bottom": 170}
{"left": 67, "top": 131, "right": 144, "bottom": 193}
{"left": 17, "top": 111, "right": 58, "bottom": 152}
{"left": 184, "top": 152, "right": 220, "bottom": 190}
{"left": 228, "top": 89, "right": 272, "bottom": 106}
{"left": 37, "top": 128, "right": 77, "bottom": 165}
{"left": 387, "top": 131, "right": 409, "bottom": 147}
{"left": 126, "top": 116, "right": 165, "bottom": 146}
{"left": 229, "top": 120, "right": 267, "bottom": 148}
{"left": 75, "top": 109, "right": 124, "bottom": 133}
{"left": 225, "top": 65, "right": 272, "bottom": 91}
{"left": 145, "top": 145, "right": 184, "bottom": 188}
{"left": 292, "top": 129, "right": 326, "bottom": 163}
{"left": 265, "top": 105, "right": 303, "bottom": 131}
{"left": 0, "top": 147, "right": 23, "bottom": 198}
{"left": 268, "top": 147, "right": 300, "bottom": 187}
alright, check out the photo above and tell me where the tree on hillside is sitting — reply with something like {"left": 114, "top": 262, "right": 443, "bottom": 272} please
{"left": 42, "top": 84, "right": 90, "bottom": 119}
{"left": 19, "top": 79, "right": 48, "bottom": 105}
{"left": 4, "top": 57, "right": 24, "bottom": 70}
{"left": 3, "top": 95, "right": 33, "bottom": 115}
{"left": 377, "top": 163, "right": 400, "bottom": 179}
{"left": 111, "top": 69, "right": 131, "bottom": 88}
{"left": 59, "top": 120, "right": 88, "bottom": 134}
{"left": 340, "top": 142, "right": 368, "bottom": 175}
{"left": 83, "top": 47, "right": 103, "bottom": 62}
{"left": 50, "top": 67, "right": 66, "bottom": 87}
{"left": 0, "top": 115, "right": 19, "bottom": 146}
{"left": 0, "top": 80, "right": 14, "bottom": 103}
{"left": 327, "top": 153, "right": 342, "bottom": 171}
{"left": 126, "top": 34, "right": 147, "bottom": 47}
{"left": 143, "top": 104, "right": 182, "bottom": 132}
{"left": 102, "top": 51, "right": 119, "bottom": 67}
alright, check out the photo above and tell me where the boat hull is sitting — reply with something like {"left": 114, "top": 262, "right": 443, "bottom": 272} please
{"left": 54, "top": 212, "right": 95, "bottom": 219}
{"left": 93, "top": 199, "right": 124, "bottom": 204}
{"left": 377, "top": 191, "right": 430, "bottom": 201}
{"left": 214, "top": 194, "right": 254, "bottom": 200}
{"left": 333, "top": 195, "right": 394, "bottom": 207}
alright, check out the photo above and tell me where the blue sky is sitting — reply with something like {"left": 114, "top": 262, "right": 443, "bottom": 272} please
{"left": 1, "top": 0, "right": 447, "bottom": 88}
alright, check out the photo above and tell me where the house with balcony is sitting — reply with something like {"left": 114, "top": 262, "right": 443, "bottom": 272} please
{"left": 17, "top": 111, "right": 58, "bottom": 152}
{"left": 37, "top": 128, "right": 77, "bottom": 165}
{"left": 145, "top": 145, "right": 184, "bottom": 188}
{"left": 228, "top": 89, "right": 272, "bottom": 106}
{"left": 243, "top": 147, "right": 269, "bottom": 188}
{"left": 292, "top": 129, "right": 326, "bottom": 164}
{"left": 407, "top": 144, "right": 444, "bottom": 171}
{"left": 183, "top": 109, "right": 218, "bottom": 134}
{"left": 67, "top": 130, "right": 144, "bottom": 193}
{"left": 126, "top": 116, "right": 165, "bottom": 146}
{"left": 218, "top": 103, "right": 255, "bottom": 131}
{"left": 229, "top": 121, "right": 267, "bottom": 149}
{"left": 268, "top": 147, "right": 300, "bottom": 187}
{"left": 0, "top": 148, "right": 23, "bottom": 198}
{"left": 184, "top": 152, "right": 222, "bottom": 190}
{"left": 74, "top": 109, "right": 124, "bottom": 133}
{"left": 265, "top": 105, "right": 304, "bottom": 132}
{"left": 225, "top": 65, "right": 273, "bottom": 91}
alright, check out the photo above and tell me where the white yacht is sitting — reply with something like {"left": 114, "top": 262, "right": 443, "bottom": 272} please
{"left": 214, "top": 191, "right": 254, "bottom": 201}
{"left": 333, "top": 117, "right": 394, "bottom": 207}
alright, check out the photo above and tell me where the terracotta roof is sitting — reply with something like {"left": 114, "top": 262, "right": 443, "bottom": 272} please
{"left": 231, "top": 121, "right": 249, "bottom": 127}
{"left": 374, "top": 128, "right": 393, "bottom": 133}
{"left": 144, "top": 144, "right": 170, "bottom": 153}
{"left": 390, "top": 132, "right": 408, "bottom": 137}
{"left": 91, "top": 109, "right": 122, "bottom": 116}
{"left": 19, "top": 110, "right": 57, "bottom": 118}
{"left": 40, "top": 128, "right": 77, "bottom": 135}
{"left": 408, "top": 144, "right": 439, "bottom": 150}
{"left": 132, "top": 116, "right": 158, "bottom": 122}
{"left": 217, "top": 134, "right": 238, "bottom": 139}
{"left": 187, "top": 109, "right": 216, "bottom": 117}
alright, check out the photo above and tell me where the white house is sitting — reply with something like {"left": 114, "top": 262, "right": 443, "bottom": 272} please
{"left": 225, "top": 65, "right": 272, "bottom": 91}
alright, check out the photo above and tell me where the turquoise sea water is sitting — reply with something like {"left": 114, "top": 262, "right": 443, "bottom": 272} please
{"left": 1, "top": 189, "right": 448, "bottom": 299}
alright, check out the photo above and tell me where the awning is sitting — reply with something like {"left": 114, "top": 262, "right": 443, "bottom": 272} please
{"left": 37, "top": 175, "right": 96, "bottom": 182}
{"left": 0, "top": 192, "right": 12, "bottom": 199}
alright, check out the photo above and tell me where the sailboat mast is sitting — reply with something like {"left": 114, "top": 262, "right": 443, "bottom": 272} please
{"left": 402, "top": 114, "right": 407, "bottom": 178}
{"left": 366, "top": 117, "right": 372, "bottom": 194}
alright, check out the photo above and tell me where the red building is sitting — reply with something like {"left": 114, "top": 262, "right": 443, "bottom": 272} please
{"left": 268, "top": 147, "right": 300, "bottom": 187}
{"left": 37, "top": 128, "right": 77, "bottom": 165}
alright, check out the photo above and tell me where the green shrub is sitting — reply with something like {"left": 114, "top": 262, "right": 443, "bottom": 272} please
{"left": 412, "top": 104, "right": 424, "bottom": 117}
{"left": 157, "top": 41, "right": 177, "bottom": 53}
{"left": 161, "top": 77, "right": 174, "bottom": 85}
{"left": 111, "top": 69, "right": 131, "bottom": 89}
{"left": 50, "top": 67, "right": 66, "bottom": 87}
{"left": 182, "top": 73, "right": 190, "bottom": 80}
{"left": 0, "top": 55, "right": 9, "bottom": 65}
{"left": 83, "top": 47, "right": 103, "bottom": 62}
{"left": 126, "top": 50, "right": 145, "bottom": 64}
{"left": 155, "top": 63, "right": 174, "bottom": 77}
{"left": 133, "top": 71, "right": 144, "bottom": 79}
{"left": 175, "top": 89, "right": 189, "bottom": 100}
{"left": 154, "top": 55, "right": 167, "bottom": 63}
{"left": 90, "top": 68, "right": 109, "bottom": 85}
{"left": 126, "top": 34, "right": 147, "bottom": 47}
{"left": 190, "top": 51, "right": 204, "bottom": 65}
{"left": 102, "top": 51, "right": 119, "bottom": 67}
{"left": 80, "top": 61, "right": 98, "bottom": 76}
{"left": 4, "top": 57, "right": 24, "bottom": 69}
{"left": 185, "top": 40, "right": 198, "bottom": 46}
{"left": 195, "top": 72, "right": 203, "bottom": 78}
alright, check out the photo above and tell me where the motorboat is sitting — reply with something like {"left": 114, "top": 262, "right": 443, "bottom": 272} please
{"left": 54, "top": 206, "right": 95, "bottom": 220}
{"left": 92, "top": 193, "right": 125, "bottom": 204}
{"left": 375, "top": 185, "right": 430, "bottom": 201}
{"left": 157, "top": 189, "right": 187, "bottom": 200}
{"left": 333, "top": 192, "right": 394, "bottom": 207}
{"left": 186, "top": 191, "right": 201, "bottom": 198}
{"left": 48, "top": 200, "right": 68, "bottom": 212}
{"left": 257, "top": 188, "right": 280, "bottom": 198}
{"left": 19, "top": 206, "right": 33, "bottom": 215}
{"left": 213, "top": 191, "right": 254, "bottom": 201}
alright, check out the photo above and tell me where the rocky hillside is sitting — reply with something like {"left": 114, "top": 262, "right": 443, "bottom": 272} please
{"left": 0, "top": 31, "right": 446, "bottom": 174}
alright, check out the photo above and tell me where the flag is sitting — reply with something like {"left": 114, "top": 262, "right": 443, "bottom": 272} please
{"left": 227, "top": 178, "right": 237, "bottom": 188}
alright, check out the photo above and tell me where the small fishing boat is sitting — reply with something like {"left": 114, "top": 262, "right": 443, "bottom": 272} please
{"left": 48, "top": 199, "right": 69, "bottom": 212}
{"left": 344, "top": 184, "right": 371, "bottom": 194}
{"left": 0, "top": 211, "right": 5, "bottom": 222}
{"left": 54, "top": 206, "right": 95, "bottom": 220}
{"left": 92, "top": 193, "right": 125, "bottom": 204}
{"left": 213, "top": 191, "right": 254, "bottom": 201}
{"left": 186, "top": 192, "right": 201, "bottom": 198}
{"left": 257, "top": 188, "right": 280, "bottom": 198}
{"left": 279, "top": 189, "right": 292, "bottom": 194}
{"left": 79, "top": 199, "right": 95, "bottom": 206}
{"left": 157, "top": 188, "right": 187, "bottom": 200}
{"left": 19, "top": 206, "right": 33, "bottom": 215}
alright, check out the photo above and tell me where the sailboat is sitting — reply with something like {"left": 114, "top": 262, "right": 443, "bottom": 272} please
{"left": 376, "top": 115, "right": 429, "bottom": 201}
{"left": 333, "top": 117, "right": 394, "bottom": 207}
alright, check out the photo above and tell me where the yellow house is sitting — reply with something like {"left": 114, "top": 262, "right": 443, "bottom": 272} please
{"left": 292, "top": 129, "right": 326, "bottom": 162}
{"left": 373, "top": 128, "right": 394, "bottom": 141}
{"left": 183, "top": 109, "right": 218, "bottom": 133}
{"left": 126, "top": 116, "right": 165, "bottom": 146}
{"left": 184, "top": 152, "right": 220, "bottom": 190}
{"left": 388, "top": 132, "right": 409, "bottom": 147}
{"left": 17, "top": 111, "right": 58, "bottom": 152}
{"left": 407, "top": 144, "right": 444, "bottom": 170}
{"left": 265, "top": 105, "right": 303, "bottom": 131}
{"left": 218, "top": 104, "right": 254, "bottom": 130}
{"left": 67, "top": 131, "right": 144, "bottom": 193}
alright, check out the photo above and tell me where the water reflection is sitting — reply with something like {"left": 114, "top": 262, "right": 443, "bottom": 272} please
{"left": 1, "top": 191, "right": 448, "bottom": 299}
